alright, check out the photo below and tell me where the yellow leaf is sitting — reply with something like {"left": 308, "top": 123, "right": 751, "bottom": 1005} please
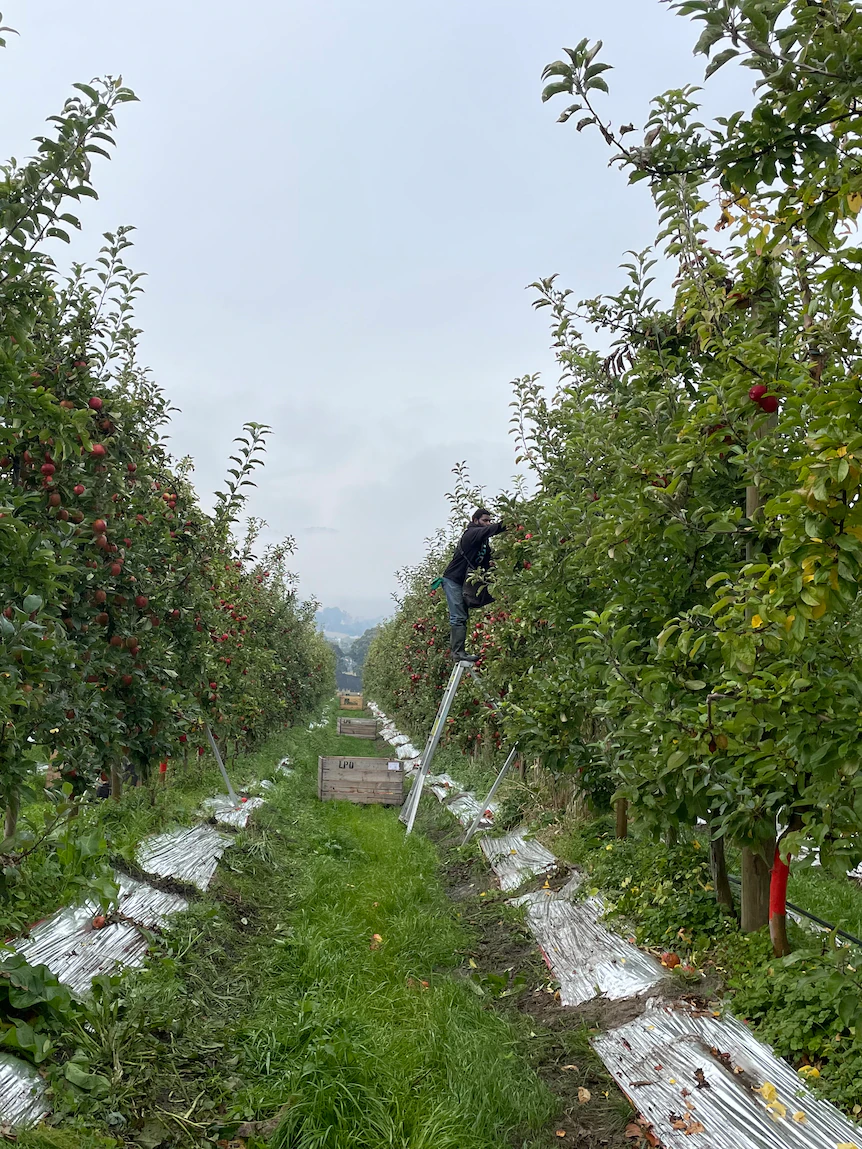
{"left": 792, "top": 1111, "right": 806, "bottom": 1124}
{"left": 837, "top": 445, "right": 848, "bottom": 457}
{"left": 757, "top": 1082, "right": 778, "bottom": 1103}
{"left": 798, "top": 1065, "right": 820, "bottom": 1079}
{"left": 577, "top": 1087, "right": 591, "bottom": 1104}
{"left": 767, "top": 1100, "right": 787, "bottom": 1120}
{"left": 812, "top": 599, "right": 827, "bottom": 619}
{"left": 837, "top": 1144, "right": 860, "bottom": 1149}
{"left": 847, "top": 192, "right": 862, "bottom": 214}
{"left": 751, "top": 614, "right": 764, "bottom": 629}
{"left": 830, "top": 567, "right": 839, "bottom": 590}
{"left": 784, "top": 614, "right": 796, "bottom": 631}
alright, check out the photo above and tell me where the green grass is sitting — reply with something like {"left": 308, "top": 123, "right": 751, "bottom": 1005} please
{"left": 788, "top": 866, "right": 862, "bottom": 943}
{"left": 12, "top": 705, "right": 560, "bottom": 1148}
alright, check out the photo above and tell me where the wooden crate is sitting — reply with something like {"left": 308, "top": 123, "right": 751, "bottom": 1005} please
{"left": 318, "top": 756, "right": 404, "bottom": 806}
{"left": 337, "top": 717, "right": 379, "bottom": 739}
{"left": 338, "top": 692, "right": 364, "bottom": 711}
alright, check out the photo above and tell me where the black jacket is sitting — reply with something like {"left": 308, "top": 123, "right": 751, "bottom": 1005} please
{"left": 443, "top": 522, "right": 506, "bottom": 584}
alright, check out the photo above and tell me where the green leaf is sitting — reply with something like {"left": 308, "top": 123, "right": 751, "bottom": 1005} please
{"left": 705, "top": 48, "right": 739, "bottom": 77}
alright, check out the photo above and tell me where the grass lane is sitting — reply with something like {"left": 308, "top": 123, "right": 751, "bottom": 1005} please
{"left": 14, "top": 709, "right": 572, "bottom": 1148}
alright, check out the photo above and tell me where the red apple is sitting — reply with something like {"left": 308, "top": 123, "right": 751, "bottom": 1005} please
{"left": 88, "top": 397, "right": 103, "bottom": 411}
{"left": 748, "top": 384, "right": 767, "bottom": 403}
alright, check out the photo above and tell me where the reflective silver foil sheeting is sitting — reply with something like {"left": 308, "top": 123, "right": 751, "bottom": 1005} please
{"left": 511, "top": 880, "right": 665, "bottom": 1006}
{"left": 11, "top": 874, "right": 188, "bottom": 997}
{"left": 446, "top": 791, "right": 498, "bottom": 829}
{"left": 396, "top": 742, "right": 421, "bottom": 761}
{"left": 115, "top": 872, "right": 188, "bottom": 927}
{"left": 480, "top": 829, "right": 557, "bottom": 891}
{"left": 593, "top": 998, "right": 862, "bottom": 1149}
{"left": 426, "top": 773, "right": 461, "bottom": 801}
{"left": 13, "top": 906, "right": 147, "bottom": 997}
{"left": 0, "top": 1053, "right": 49, "bottom": 1128}
{"left": 136, "top": 823, "right": 234, "bottom": 890}
{"left": 201, "top": 794, "right": 265, "bottom": 829}
{"left": 276, "top": 757, "right": 293, "bottom": 777}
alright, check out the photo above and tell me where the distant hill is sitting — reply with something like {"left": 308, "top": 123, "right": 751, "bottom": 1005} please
{"left": 316, "top": 607, "right": 385, "bottom": 640}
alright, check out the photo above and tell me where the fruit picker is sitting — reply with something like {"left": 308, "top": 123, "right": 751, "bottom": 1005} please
{"left": 431, "top": 508, "right": 506, "bottom": 662}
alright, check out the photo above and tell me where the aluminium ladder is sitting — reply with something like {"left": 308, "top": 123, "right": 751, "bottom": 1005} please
{"left": 400, "top": 661, "right": 519, "bottom": 844}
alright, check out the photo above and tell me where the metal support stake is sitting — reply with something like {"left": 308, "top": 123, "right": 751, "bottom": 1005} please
{"left": 462, "top": 743, "right": 519, "bottom": 846}
{"left": 401, "top": 661, "right": 468, "bottom": 834}
{"left": 205, "top": 723, "right": 239, "bottom": 807}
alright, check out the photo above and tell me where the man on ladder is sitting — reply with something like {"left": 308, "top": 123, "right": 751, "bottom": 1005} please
{"left": 439, "top": 507, "right": 505, "bottom": 663}
{"left": 404, "top": 508, "right": 509, "bottom": 835}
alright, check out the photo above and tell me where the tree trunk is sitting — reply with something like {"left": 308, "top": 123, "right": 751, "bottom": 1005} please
{"left": 769, "top": 842, "right": 792, "bottom": 957}
{"left": 4, "top": 792, "right": 19, "bottom": 840}
{"left": 769, "top": 816, "right": 801, "bottom": 957}
{"left": 709, "top": 827, "right": 735, "bottom": 914}
{"left": 615, "top": 796, "right": 628, "bottom": 839}
{"left": 741, "top": 841, "right": 774, "bottom": 932}
{"left": 110, "top": 763, "right": 123, "bottom": 801}
{"left": 666, "top": 824, "right": 678, "bottom": 848}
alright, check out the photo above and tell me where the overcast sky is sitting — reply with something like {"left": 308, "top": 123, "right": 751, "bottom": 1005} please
{"left": 4, "top": 2, "right": 748, "bottom": 620}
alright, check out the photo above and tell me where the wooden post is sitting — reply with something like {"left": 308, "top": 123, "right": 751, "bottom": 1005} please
{"left": 110, "top": 762, "right": 123, "bottom": 801}
{"left": 741, "top": 840, "right": 774, "bottom": 932}
{"left": 615, "top": 796, "right": 628, "bottom": 839}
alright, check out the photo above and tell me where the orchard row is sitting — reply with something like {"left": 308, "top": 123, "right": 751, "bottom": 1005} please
{"left": 0, "top": 78, "right": 332, "bottom": 827}
{"left": 367, "top": 2, "right": 862, "bottom": 960}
